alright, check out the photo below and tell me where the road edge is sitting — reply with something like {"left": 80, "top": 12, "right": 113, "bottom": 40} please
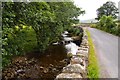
{"left": 86, "top": 29, "right": 100, "bottom": 78}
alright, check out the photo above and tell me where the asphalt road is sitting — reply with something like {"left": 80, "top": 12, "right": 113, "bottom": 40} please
{"left": 88, "top": 27, "right": 118, "bottom": 78}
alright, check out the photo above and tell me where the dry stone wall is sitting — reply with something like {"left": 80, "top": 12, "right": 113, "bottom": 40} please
{"left": 55, "top": 30, "right": 89, "bottom": 79}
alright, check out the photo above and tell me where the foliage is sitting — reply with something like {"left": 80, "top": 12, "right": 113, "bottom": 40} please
{"left": 3, "top": 2, "right": 84, "bottom": 52}
{"left": 86, "top": 30, "right": 99, "bottom": 78}
{"left": 2, "top": 2, "right": 85, "bottom": 67}
{"left": 96, "top": 1, "right": 118, "bottom": 20}
{"left": 90, "top": 24, "right": 97, "bottom": 28}
{"left": 67, "top": 26, "right": 83, "bottom": 36}
{"left": 115, "top": 23, "right": 120, "bottom": 36}
{"left": 96, "top": 15, "right": 120, "bottom": 36}
{"left": 98, "top": 15, "right": 116, "bottom": 30}
{"left": 2, "top": 25, "right": 37, "bottom": 67}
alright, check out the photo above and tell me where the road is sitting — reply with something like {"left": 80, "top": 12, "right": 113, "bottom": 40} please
{"left": 88, "top": 27, "right": 118, "bottom": 78}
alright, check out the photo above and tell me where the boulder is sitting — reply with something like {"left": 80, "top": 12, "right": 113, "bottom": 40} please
{"left": 63, "top": 37, "right": 73, "bottom": 41}
{"left": 82, "top": 36, "right": 88, "bottom": 39}
{"left": 62, "top": 64, "right": 85, "bottom": 74}
{"left": 52, "top": 41, "right": 59, "bottom": 45}
{"left": 77, "top": 50, "right": 83, "bottom": 54}
{"left": 70, "top": 56, "right": 83, "bottom": 64}
{"left": 65, "top": 42, "right": 78, "bottom": 55}
{"left": 80, "top": 43, "right": 88, "bottom": 47}
{"left": 82, "top": 39, "right": 88, "bottom": 43}
{"left": 64, "top": 31, "right": 69, "bottom": 34}
{"left": 78, "top": 47, "right": 82, "bottom": 50}
{"left": 81, "top": 46, "right": 89, "bottom": 49}
{"left": 76, "top": 52, "right": 87, "bottom": 58}
{"left": 67, "top": 53, "right": 73, "bottom": 58}
{"left": 61, "top": 34, "right": 68, "bottom": 37}
{"left": 82, "top": 50, "right": 89, "bottom": 55}
{"left": 77, "top": 48, "right": 88, "bottom": 56}
{"left": 55, "top": 73, "right": 82, "bottom": 79}
{"left": 82, "top": 48, "right": 89, "bottom": 52}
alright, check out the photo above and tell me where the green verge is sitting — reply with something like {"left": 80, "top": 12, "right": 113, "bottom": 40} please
{"left": 86, "top": 29, "right": 99, "bottom": 78}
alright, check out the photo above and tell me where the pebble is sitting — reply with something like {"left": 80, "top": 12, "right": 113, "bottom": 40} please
{"left": 43, "top": 68, "right": 49, "bottom": 73}
{"left": 7, "top": 73, "right": 11, "bottom": 77}
{"left": 17, "top": 69, "right": 25, "bottom": 74}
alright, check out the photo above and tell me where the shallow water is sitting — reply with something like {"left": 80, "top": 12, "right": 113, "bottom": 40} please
{"left": 38, "top": 45, "right": 67, "bottom": 66}
{"left": 2, "top": 44, "right": 69, "bottom": 79}
{"left": 2, "top": 30, "right": 83, "bottom": 79}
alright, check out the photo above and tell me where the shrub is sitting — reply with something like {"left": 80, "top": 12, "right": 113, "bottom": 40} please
{"left": 97, "top": 15, "right": 118, "bottom": 36}
{"left": 115, "top": 23, "right": 120, "bottom": 36}
{"left": 2, "top": 25, "right": 37, "bottom": 68}
{"left": 90, "top": 24, "right": 96, "bottom": 28}
{"left": 67, "top": 27, "right": 83, "bottom": 36}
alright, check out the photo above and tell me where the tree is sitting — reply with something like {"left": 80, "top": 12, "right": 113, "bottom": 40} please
{"left": 97, "top": 15, "right": 116, "bottom": 32}
{"left": 22, "top": 2, "right": 85, "bottom": 52}
{"left": 96, "top": 1, "right": 118, "bottom": 20}
{"left": 2, "top": 2, "right": 85, "bottom": 53}
{"left": 2, "top": 2, "right": 85, "bottom": 67}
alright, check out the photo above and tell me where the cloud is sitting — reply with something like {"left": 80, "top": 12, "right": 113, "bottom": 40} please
{"left": 74, "top": 0, "right": 119, "bottom": 20}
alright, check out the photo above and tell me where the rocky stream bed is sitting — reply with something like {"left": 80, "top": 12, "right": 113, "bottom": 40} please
{"left": 2, "top": 44, "right": 71, "bottom": 80}
{"left": 2, "top": 29, "right": 88, "bottom": 80}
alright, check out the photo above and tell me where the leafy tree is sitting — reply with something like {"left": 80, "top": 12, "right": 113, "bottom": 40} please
{"left": 96, "top": 1, "right": 118, "bottom": 20}
{"left": 2, "top": 2, "right": 85, "bottom": 68}
{"left": 2, "top": 2, "right": 85, "bottom": 55}
{"left": 97, "top": 15, "right": 117, "bottom": 34}
{"left": 21, "top": 2, "right": 85, "bottom": 52}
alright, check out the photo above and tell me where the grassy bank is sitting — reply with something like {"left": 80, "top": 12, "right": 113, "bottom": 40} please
{"left": 86, "top": 29, "right": 99, "bottom": 78}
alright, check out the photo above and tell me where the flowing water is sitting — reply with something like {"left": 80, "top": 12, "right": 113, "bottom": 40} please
{"left": 2, "top": 30, "right": 83, "bottom": 79}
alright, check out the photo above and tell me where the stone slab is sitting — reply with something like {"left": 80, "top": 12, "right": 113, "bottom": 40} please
{"left": 70, "top": 56, "right": 83, "bottom": 64}
{"left": 56, "top": 73, "right": 82, "bottom": 79}
{"left": 62, "top": 64, "right": 85, "bottom": 74}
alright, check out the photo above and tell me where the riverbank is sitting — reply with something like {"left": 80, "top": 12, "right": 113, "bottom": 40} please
{"left": 2, "top": 27, "right": 83, "bottom": 79}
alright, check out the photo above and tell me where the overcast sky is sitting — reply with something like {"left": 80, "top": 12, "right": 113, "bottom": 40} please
{"left": 74, "top": 0, "right": 120, "bottom": 21}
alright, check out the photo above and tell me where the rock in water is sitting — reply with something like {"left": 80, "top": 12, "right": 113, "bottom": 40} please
{"left": 64, "top": 31, "right": 69, "bottom": 34}
{"left": 61, "top": 34, "right": 68, "bottom": 37}
{"left": 65, "top": 42, "right": 78, "bottom": 55}
{"left": 53, "top": 41, "right": 59, "bottom": 45}
{"left": 63, "top": 37, "right": 73, "bottom": 41}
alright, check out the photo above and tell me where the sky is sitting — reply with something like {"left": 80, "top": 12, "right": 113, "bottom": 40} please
{"left": 73, "top": 0, "right": 120, "bottom": 21}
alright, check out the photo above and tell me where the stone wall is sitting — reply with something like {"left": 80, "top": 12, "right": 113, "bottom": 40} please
{"left": 55, "top": 29, "right": 89, "bottom": 79}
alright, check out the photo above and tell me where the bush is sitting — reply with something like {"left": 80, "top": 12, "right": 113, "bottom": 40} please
{"left": 90, "top": 24, "right": 96, "bottom": 28}
{"left": 67, "top": 27, "right": 83, "bottom": 36}
{"left": 115, "top": 23, "right": 120, "bottom": 36}
{"left": 2, "top": 25, "right": 37, "bottom": 68}
{"left": 97, "top": 15, "right": 118, "bottom": 36}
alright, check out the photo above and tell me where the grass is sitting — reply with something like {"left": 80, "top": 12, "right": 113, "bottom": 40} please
{"left": 86, "top": 29, "right": 99, "bottom": 78}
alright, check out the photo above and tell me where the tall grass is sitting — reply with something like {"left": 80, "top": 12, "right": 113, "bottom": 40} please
{"left": 86, "top": 30, "right": 99, "bottom": 78}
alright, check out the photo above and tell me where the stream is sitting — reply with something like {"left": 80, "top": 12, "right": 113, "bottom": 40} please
{"left": 2, "top": 30, "right": 83, "bottom": 80}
